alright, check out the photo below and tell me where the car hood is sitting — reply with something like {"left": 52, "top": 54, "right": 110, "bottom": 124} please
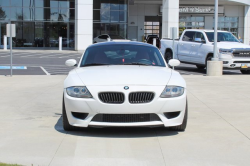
{"left": 217, "top": 42, "right": 250, "bottom": 49}
{"left": 75, "top": 66, "right": 172, "bottom": 86}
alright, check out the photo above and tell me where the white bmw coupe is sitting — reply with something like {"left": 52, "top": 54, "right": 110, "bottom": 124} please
{"left": 63, "top": 42, "right": 187, "bottom": 131}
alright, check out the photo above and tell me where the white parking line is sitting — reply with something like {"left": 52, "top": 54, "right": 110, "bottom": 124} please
{"left": 40, "top": 66, "right": 51, "bottom": 75}
{"left": 39, "top": 54, "right": 63, "bottom": 58}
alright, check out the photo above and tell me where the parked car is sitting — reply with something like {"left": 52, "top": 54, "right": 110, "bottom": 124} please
{"left": 146, "top": 35, "right": 158, "bottom": 41}
{"left": 146, "top": 36, "right": 161, "bottom": 49}
{"left": 93, "top": 34, "right": 126, "bottom": 43}
{"left": 63, "top": 41, "right": 187, "bottom": 131}
{"left": 160, "top": 29, "right": 250, "bottom": 74}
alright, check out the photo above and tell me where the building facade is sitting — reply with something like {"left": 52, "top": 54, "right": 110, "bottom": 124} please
{"left": 0, "top": 0, "right": 250, "bottom": 50}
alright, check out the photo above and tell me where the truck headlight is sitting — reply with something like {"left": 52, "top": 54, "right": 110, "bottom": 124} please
{"left": 66, "top": 86, "right": 92, "bottom": 98}
{"left": 219, "top": 49, "right": 233, "bottom": 58}
{"left": 160, "top": 86, "right": 184, "bottom": 98}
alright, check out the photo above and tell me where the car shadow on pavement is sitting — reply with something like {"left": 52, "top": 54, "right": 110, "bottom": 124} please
{"left": 54, "top": 116, "right": 179, "bottom": 138}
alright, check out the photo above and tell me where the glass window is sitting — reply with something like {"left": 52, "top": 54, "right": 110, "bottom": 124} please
{"left": 35, "top": 0, "right": 44, "bottom": 7}
{"left": 119, "top": 0, "right": 127, "bottom": 10}
{"left": 81, "top": 45, "right": 165, "bottom": 67}
{"left": 59, "top": 1, "right": 70, "bottom": 8}
{"left": 50, "top": 8, "right": 59, "bottom": 21}
{"left": 206, "top": 32, "right": 239, "bottom": 42}
{"left": 119, "top": 11, "right": 126, "bottom": 22}
{"left": 0, "top": 7, "right": 10, "bottom": 20}
{"left": 182, "top": 31, "right": 195, "bottom": 42}
{"left": 23, "top": 0, "right": 34, "bottom": 7}
{"left": 23, "top": 8, "right": 35, "bottom": 21}
{"left": 11, "top": 8, "right": 23, "bottom": 20}
{"left": 101, "top": 9, "right": 110, "bottom": 22}
{"left": 23, "top": 22, "right": 35, "bottom": 47}
{"left": 194, "top": 32, "right": 205, "bottom": 41}
{"left": 35, "top": 22, "right": 44, "bottom": 47}
{"left": 35, "top": 8, "right": 44, "bottom": 20}
{"left": 50, "top": 0, "right": 58, "bottom": 8}
{"left": 110, "top": 11, "right": 119, "bottom": 22}
{"left": 0, "top": 0, "right": 10, "bottom": 6}
{"left": 215, "top": 17, "right": 239, "bottom": 37}
{"left": 11, "top": 0, "right": 22, "bottom": 6}
{"left": 110, "top": 0, "right": 119, "bottom": 10}
{"left": 144, "top": 22, "right": 160, "bottom": 37}
{"left": 58, "top": 8, "right": 69, "bottom": 22}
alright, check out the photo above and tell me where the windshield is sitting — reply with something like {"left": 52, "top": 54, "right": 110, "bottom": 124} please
{"left": 80, "top": 44, "right": 166, "bottom": 67}
{"left": 109, "top": 35, "right": 125, "bottom": 39}
{"left": 206, "top": 32, "right": 239, "bottom": 42}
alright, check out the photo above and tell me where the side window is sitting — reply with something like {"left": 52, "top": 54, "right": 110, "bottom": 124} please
{"left": 103, "top": 35, "right": 109, "bottom": 39}
{"left": 98, "top": 35, "right": 104, "bottom": 39}
{"left": 182, "top": 31, "right": 195, "bottom": 42}
{"left": 195, "top": 32, "right": 205, "bottom": 42}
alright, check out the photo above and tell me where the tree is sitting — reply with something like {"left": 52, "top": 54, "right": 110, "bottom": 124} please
{"left": 0, "top": 7, "right": 6, "bottom": 20}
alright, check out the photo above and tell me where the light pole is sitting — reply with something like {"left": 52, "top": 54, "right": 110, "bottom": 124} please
{"left": 213, "top": 0, "right": 219, "bottom": 61}
{"left": 206, "top": 0, "right": 223, "bottom": 76}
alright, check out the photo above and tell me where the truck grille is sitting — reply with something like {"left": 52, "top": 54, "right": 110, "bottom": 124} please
{"left": 91, "top": 114, "right": 161, "bottom": 123}
{"left": 233, "top": 51, "right": 250, "bottom": 58}
{"left": 99, "top": 92, "right": 124, "bottom": 104}
{"left": 129, "top": 92, "right": 154, "bottom": 104}
{"left": 234, "top": 61, "right": 250, "bottom": 63}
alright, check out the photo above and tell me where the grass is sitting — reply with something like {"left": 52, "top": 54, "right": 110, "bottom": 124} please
{"left": 0, "top": 163, "right": 22, "bottom": 166}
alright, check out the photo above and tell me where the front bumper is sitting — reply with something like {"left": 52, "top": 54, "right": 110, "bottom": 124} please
{"left": 64, "top": 86, "right": 187, "bottom": 128}
{"left": 221, "top": 58, "right": 250, "bottom": 70}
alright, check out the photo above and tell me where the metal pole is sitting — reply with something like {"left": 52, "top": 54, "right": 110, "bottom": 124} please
{"left": 213, "top": 0, "right": 219, "bottom": 61}
{"left": 153, "top": 38, "right": 157, "bottom": 47}
{"left": 172, "top": 28, "right": 175, "bottom": 70}
{"left": 59, "top": 36, "right": 62, "bottom": 51}
{"left": 9, "top": 20, "right": 13, "bottom": 76}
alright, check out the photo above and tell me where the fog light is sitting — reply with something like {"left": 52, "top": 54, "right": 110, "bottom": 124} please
{"left": 230, "top": 64, "right": 236, "bottom": 67}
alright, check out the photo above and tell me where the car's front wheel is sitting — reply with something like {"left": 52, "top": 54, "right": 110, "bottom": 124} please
{"left": 240, "top": 70, "right": 250, "bottom": 74}
{"left": 63, "top": 97, "right": 78, "bottom": 131}
{"left": 169, "top": 101, "right": 188, "bottom": 131}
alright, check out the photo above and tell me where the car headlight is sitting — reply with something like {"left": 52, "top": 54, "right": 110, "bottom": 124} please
{"left": 66, "top": 86, "right": 92, "bottom": 98}
{"left": 219, "top": 49, "right": 233, "bottom": 58}
{"left": 160, "top": 86, "right": 184, "bottom": 98}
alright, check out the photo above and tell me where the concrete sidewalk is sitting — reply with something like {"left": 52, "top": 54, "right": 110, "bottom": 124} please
{"left": 0, "top": 75, "right": 250, "bottom": 166}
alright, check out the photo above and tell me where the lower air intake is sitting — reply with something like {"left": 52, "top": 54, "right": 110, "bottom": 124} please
{"left": 91, "top": 114, "right": 161, "bottom": 123}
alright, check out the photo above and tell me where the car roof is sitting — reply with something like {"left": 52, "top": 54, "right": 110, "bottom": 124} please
{"left": 89, "top": 41, "right": 156, "bottom": 48}
{"left": 184, "top": 29, "right": 229, "bottom": 33}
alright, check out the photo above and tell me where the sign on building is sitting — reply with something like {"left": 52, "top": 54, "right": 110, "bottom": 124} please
{"left": 179, "top": 6, "right": 224, "bottom": 14}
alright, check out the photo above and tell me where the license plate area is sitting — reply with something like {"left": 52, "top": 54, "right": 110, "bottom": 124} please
{"left": 241, "top": 64, "right": 249, "bottom": 68}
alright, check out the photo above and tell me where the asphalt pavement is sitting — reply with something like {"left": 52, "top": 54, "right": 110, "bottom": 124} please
{"left": 0, "top": 50, "right": 242, "bottom": 75}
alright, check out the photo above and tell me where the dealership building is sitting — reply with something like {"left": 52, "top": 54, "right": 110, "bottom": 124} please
{"left": 0, "top": 0, "right": 249, "bottom": 51}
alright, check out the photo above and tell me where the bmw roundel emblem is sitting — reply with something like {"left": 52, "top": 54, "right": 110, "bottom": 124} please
{"left": 124, "top": 86, "right": 129, "bottom": 90}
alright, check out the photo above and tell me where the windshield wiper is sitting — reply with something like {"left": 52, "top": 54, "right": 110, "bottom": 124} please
{"left": 82, "top": 63, "right": 109, "bottom": 67}
{"left": 123, "top": 62, "right": 151, "bottom": 66}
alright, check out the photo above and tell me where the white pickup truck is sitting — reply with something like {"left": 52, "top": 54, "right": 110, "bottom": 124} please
{"left": 160, "top": 29, "right": 250, "bottom": 74}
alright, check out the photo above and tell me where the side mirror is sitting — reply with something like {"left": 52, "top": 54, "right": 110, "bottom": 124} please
{"left": 168, "top": 59, "right": 180, "bottom": 67}
{"left": 65, "top": 59, "right": 77, "bottom": 67}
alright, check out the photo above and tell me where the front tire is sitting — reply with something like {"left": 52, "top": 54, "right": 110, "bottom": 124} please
{"left": 241, "top": 70, "right": 250, "bottom": 74}
{"left": 63, "top": 97, "right": 78, "bottom": 131}
{"left": 169, "top": 102, "right": 188, "bottom": 131}
{"left": 206, "top": 56, "right": 213, "bottom": 69}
